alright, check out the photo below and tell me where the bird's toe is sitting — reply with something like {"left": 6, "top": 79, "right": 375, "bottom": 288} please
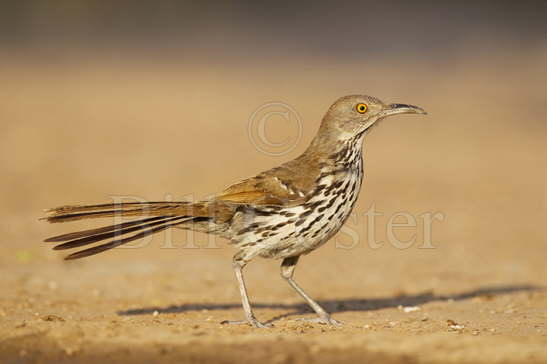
{"left": 296, "top": 316, "right": 342, "bottom": 326}
{"left": 220, "top": 318, "right": 273, "bottom": 328}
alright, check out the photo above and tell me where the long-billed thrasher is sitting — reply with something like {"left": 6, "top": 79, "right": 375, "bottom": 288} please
{"left": 43, "top": 95, "right": 427, "bottom": 328}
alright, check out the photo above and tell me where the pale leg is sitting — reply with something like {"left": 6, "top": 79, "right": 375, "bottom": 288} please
{"left": 221, "top": 259, "right": 271, "bottom": 328}
{"left": 281, "top": 256, "right": 341, "bottom": 325}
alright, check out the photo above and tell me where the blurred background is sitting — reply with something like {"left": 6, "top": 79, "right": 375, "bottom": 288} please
{"left": 0, "top": 0, "right": 546, "bottom": 338}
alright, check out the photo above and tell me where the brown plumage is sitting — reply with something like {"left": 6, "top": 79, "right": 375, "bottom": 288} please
{"left": 43, "top": 95, "right": 426, "bottom": 327}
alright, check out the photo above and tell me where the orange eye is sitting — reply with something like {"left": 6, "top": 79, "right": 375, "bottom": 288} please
{"left": 356, "top": 103, "right": 368, "bottom": 114}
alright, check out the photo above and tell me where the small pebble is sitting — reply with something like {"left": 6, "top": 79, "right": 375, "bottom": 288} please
{"left": 41, "top": 314, "right": 65, "bottom": 322}
{"left": 401, "top": 306, "right": 421, "bottom": 313}
{"left": 447, "top": 319, "right": 464, "bottom": 331}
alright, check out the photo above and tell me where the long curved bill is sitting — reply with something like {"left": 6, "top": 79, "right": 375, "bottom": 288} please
{"left": 383, "top": 103, "right": 427, "bottom": 116}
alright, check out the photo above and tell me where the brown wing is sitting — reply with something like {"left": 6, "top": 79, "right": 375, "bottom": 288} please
{"left": 214, "top": 155, "right": 323, "bottom": 207}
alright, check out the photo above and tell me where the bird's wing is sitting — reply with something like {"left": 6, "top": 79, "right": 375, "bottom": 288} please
{"left": 214, "top": 159, "right": 320, "bottom": 207}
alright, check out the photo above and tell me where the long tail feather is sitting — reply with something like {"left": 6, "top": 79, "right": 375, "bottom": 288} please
{"left": 44, "top": 216, "right": 167, "bottom": 242}
{"left": 65, "top": 217, "right": 192, "bottom": 260}
{"left": 43, "top": 202, "right": 192, "bottom": 223}
{"left": 46, "top": 201, "right": 181, "bottom": 215}
{"left": 52, "top": 216, "right": 187, "bottom": 251}
{"left": 42, "top": 200, "right": 231, "bottom": 259}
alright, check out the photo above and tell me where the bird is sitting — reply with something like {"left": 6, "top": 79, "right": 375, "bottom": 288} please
{"left": 43, "top": 95, "right": 426, "bottom": 328}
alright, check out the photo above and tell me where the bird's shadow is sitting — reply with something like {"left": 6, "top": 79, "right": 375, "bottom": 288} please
{"left": 117, "top": 284, "right": 542, "bottom": 323}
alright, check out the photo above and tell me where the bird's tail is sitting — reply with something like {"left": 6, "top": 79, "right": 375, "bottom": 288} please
{"left": 42, "top": 201, "right": 219, "bottom": 260}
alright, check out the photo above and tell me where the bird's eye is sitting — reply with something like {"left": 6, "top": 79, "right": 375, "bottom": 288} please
{"left": 356, "top": 103, "right": 368, "bottom": 114}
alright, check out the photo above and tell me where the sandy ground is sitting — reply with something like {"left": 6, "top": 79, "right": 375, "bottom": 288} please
{"left": 0, "top": 56, "right": 546, "bottom": 363}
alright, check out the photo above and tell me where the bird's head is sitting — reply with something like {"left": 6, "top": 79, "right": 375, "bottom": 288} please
{"left": 320, "top": 95, "right": 427, "bottom": 139}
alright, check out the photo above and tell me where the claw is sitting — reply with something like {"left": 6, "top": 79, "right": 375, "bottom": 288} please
{"left": 220, "top": 318, "right": 272, "bottom": 328}
{"left": 296, "top": 316, "right": 342, "bottom": 326}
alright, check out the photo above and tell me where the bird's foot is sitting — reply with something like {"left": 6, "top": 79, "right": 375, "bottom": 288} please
{"left": 297, "top": 315, "right": 342, "bottom": 326}
{"left": 220, "top": 317, "right": 272, "bottom": 328}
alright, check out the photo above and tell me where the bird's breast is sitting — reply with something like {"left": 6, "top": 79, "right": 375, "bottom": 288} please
{"left": 232, "top": 160, "right": 364, "bottom": 260}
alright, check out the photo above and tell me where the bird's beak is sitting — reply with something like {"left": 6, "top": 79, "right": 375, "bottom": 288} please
{"left": 382, "top": 103, "right": 427, "bottom": 117}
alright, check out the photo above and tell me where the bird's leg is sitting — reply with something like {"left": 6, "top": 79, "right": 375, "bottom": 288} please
{"left": 281, "top": 256, "right": 341, "bottom": 325}
{"left": 221, "top": 258, "right": 271, "bottom": 328}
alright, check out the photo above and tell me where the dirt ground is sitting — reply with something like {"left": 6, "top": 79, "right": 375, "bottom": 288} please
{"left": 1, "top": 55, "right": 546, "bottom": 363}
